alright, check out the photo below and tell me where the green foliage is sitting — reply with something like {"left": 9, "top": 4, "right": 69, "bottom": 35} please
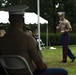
{"left": 41, "top": 33, "right": 76, "bottom": 46}
{"left": 70, "top": 33, "right": 76, "bottom": 45}
{"left": 72, "top": 23, "right": 76, "bottom": 33}
{"left": 41, "top": 33, "right": 61, "bottom": 46}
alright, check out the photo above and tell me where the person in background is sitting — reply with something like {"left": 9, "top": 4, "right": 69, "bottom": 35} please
{"left": 0, "top": 26, "right": 6, "bottom": 37}
{"left": 56, "top": 12, "right": 76, "bottom": 63}
{"left": 32, "top": 26, "right": 38, "bottom": 40}
{"left": 24, "top": 26, "right": 32, "bottom": 36}
{"left": 0, "top": 5, "right": 68, "bottom": 75}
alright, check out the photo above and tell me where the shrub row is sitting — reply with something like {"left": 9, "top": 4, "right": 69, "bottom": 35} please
{"left": 41, "top": 33, "right": 76, "bottom": 46}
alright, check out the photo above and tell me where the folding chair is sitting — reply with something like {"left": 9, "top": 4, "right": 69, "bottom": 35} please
{"left": 0, "top": 55, "right": 33, "bottom": 75}
{"left": 37, "top": 39, "right": 45, "bottom": 50}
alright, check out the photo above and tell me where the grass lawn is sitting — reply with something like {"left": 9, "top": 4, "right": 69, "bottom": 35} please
{"left": 41, "top": 45, "right": 76, "bottom": 75}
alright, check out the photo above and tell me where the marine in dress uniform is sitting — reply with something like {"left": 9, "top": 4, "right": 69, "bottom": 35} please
{"left": 56, "top": 12, "right": 76, "bottom": 63}
{"left": 0, "top": 6, "right": 68, "bottom": 75}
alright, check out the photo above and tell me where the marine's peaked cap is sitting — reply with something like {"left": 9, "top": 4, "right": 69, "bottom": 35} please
{"left": 4, "top": 5, "right": 29, "bottom": 15}
{"left": 57, "top": 12, "right": 65, "bottom": 16}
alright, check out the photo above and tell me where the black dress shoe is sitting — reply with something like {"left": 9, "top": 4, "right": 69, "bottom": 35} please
{"left": 59, "top": 60, "right": 66, "bottom": 63}
{"left": 71, "top": 58, "right": 76, "bottom": 62}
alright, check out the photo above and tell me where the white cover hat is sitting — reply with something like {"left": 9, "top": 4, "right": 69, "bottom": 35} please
{"left": 57, "top": 12, "right": 65, "bottom": 16}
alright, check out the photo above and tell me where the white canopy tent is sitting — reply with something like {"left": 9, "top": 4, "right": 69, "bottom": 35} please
{"left": 0, "top": 11, "right": 48, "bottom": 24}
{"left": 0, "top": 11, "right": 9, "bottom": 23}
{"left": 24, "top": 12, "right": 48, "bottom": 24}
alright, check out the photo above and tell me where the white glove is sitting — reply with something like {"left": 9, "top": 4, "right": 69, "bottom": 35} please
{"left": 56, "top": 26, "right": 59, "bottom": 29}
{"left": 60, "top": 30, "right": 65, "bottom": 33}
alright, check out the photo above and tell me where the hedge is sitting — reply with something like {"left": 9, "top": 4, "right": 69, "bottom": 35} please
{"left": 41, "top": 33, "right": 76, "bottom": 46}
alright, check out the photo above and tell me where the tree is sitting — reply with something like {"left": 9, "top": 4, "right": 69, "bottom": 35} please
{"left": 0, "top": 0, "right": 76, "bottom": 33}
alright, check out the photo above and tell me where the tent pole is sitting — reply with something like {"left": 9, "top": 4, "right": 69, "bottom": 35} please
{"left": 37, "top": 0, "right": 41, "bottom": 50}
{"left": 46, "top": 24, "right": 48, "bottom": 49}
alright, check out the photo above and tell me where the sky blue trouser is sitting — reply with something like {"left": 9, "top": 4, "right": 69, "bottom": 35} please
{"left": 33, "top": 68, "right": 68, "bottom": 75}
{"left": 61, "top": 33, "right": 75, "bottom": 61}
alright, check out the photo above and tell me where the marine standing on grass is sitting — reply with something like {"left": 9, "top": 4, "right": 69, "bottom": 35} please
{"left": 56, "top": 12, "right": 76, "bottom": 63}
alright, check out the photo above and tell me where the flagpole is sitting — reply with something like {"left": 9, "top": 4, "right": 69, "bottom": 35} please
{"left": 37, "top": 0, "right": 41, "bottom": 50}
